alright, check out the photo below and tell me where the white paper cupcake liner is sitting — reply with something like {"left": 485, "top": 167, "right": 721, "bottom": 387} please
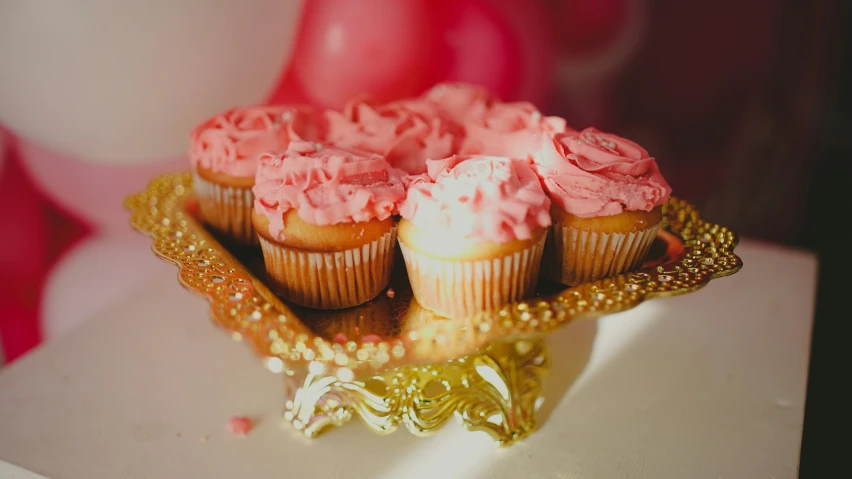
{"left": 542, "top": 222, "right": 661, "bottom": 286}
{"left": 398, "top": 234, "right": 545, "bottom": 319}
{"left": 258, "top": 228, "right": 396, "bottom": 309}
{"left": 192, "top": 171, "right": 257, "bottom": 245}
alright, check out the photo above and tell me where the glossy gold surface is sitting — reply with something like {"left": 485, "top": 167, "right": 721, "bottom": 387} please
{"left": 125, "top": 172, "right": 742, "bottom": 445}
{"left": 282, "top": 337, "right": 549, "bottom": 446}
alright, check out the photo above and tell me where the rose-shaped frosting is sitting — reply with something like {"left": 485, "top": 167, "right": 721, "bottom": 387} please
{"left": 420, "top": 82, "right": 497, "bottom": 124}
{"left": 253, "top": 141, "right": 405, "bottom": 240}
{"left": 532, "top": 127, "right": 672, "bottom": 218}
{"left": 325, "top": 98, "right": 459, "bottom": 175}
{"left": 400, "top": 155, "right": 551, "bottom": 244}
{"left": 460, "top": 101, "right": 572, "bottom": 160}
{"left": 189, "top": 105, "right": 323, "bottom": 178}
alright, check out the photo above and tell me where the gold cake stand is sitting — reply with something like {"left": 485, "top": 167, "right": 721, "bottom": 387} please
{"left": 125, "top": 172, "right": 742, "bottom": 446}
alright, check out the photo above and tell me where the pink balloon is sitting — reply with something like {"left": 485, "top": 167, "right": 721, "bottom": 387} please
{"left": 265, "top": 63, "right": 313, "bottom": 106}
{"left": 291, "top": 0, "right": 437, "bottom": 109}
{"left": 432, "top": 0, "right": 555, "bottom": 106}
{"left": 16, "top": 137, "right": 186, "bottom": 234}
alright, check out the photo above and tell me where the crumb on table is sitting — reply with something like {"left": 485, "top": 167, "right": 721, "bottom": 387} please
{"left": 227, "top": 417, "right": 254, "bottom": 437}
{"left": 386, "top": 288, "right": 395, "bottom": 299}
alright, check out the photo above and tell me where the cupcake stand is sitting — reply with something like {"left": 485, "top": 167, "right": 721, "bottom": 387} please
{"left": 124, "top": 172, "right": 743, "bottom": 447}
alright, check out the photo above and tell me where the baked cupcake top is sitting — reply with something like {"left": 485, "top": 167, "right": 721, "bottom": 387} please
{"left": 400, "top": 155, "right": 551, "bottom": 244}
{"left": 325, "top": 97, "right": 459, "bottom": 175}
{"left": 459, "top": 101, "right": 571, "bottom": 160}
{"left": 532, "top": 127, "right": 672, "bottom": 218}
{"left": 189, "top": 105, "right": 322, "bottom": 178}
{"left": 253, "top": 141, "right": 405, "bottom": 240}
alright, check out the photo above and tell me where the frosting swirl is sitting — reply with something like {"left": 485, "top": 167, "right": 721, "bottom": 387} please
{"left": 532, "top": 127, "right": 672, "bottom": 218}
{"left": 253, "top": 141, "right": 405, "bottom": 240}
{"left": 189, "top": 105, "right": 323, "bottom": 178}
{"left": 420, "top": 82, "right": 497, "bottom": 124}
{"left": 460, "top": 101, "right": 572, "bottom": 160}
{"left": 325, "top": 98, "right": 459, "bottom": 175}
{"left": 400, "top": 155, "right": 551, "bottom": 244}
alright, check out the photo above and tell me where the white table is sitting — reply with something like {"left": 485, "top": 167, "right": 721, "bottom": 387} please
{"left": 0, "top": 240, "right": 815, "bottom": 479}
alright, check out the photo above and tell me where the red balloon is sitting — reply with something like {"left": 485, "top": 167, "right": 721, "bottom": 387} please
{"left": 555, "top": 0, "right": 628, "bottom": 57}
{"left": 484, "top": 0, "right": 555, "bottom": 105}
{"left": 0, "top": 156, "right": 47, "bottom": 294}
{"left": 546, "top": 0, "right": 645, "bottom": 128}
{"left": 291, "top": 0, "right": 437, "bottom": 109}
{"left": 0, "top": 155, "right": 48, "bottom": 361}
{"left": 431, "top": 0, "right": 554, "bottom": 106}
{"left": 431, "top": 0, "right": 520, "bottom": 101}
{"left": 0, "top": 125, "right": 9, "bottom": 178}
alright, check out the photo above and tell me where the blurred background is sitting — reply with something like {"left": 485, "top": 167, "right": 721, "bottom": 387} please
{"left": 0, "top": 0, "right": 847, "bottom": 469}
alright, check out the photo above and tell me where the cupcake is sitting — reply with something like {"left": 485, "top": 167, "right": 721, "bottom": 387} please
{"left": 418, "top": 82, "right": 497, "bottom": 124}
{"left": 189, "top": 105, "right": 322, "bottom": 245}
{"left": 325, "top": 97, "right": 460, "bottom": 175}
{"left": 532, "top": 127, "right": 672, "bottom": 285}
{"left": 251, "top": 141, "right": 405, "bottom": 309}
{"left": 458, "top": 101, "right": 572, "bottom": 159}
{"left": 397, "top": 155, "right": 551, "bottom": 319}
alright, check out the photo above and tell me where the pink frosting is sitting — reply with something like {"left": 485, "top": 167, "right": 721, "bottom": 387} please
{"left": 400, "top": 155, "right": 551, "bottom": 244}
{"left": 460, "top": 101, "right": 572, "bottom": 160}
{"left": 532, "top": 127, "right": 672, "bottom": 218}
{"left": 226, "top": 417, "right": 254, "bottom": 436}
{"left": 253, "top": 141, "right": 405, "bottom": 241}
{"left": 325, "top": 98, "right": 459, "bottom": 175}
{"left": 420, "top": 82, "right": 498, "bottom": 124}
{"left": 189, "top": 105, "right": 324, "bottom": 178}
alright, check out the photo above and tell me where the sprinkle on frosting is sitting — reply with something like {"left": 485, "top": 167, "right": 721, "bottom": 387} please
{"left": 325, "top": 97, "right": 459, "bottom": 175}
{"left": 532, "top": 127, "right": 672, "bottom": 218}
{"left": 253, "top": 141, "right": 405, "bottom": 240}
{"left": 460, "top": 101, "right": 572, "bottom": 160}
{"left": 400, "top": 155, "right": 551, "bottom": 244}
{"left": 189, "top": 105, "right": 324, "bottom": 178}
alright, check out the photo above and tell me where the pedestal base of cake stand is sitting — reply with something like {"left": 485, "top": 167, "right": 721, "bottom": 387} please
{"left": 282, "top": 338, "right": 550, "bottom": 446}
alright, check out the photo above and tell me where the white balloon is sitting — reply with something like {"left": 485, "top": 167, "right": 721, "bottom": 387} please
{"left": 41, "top": 234, "right": 171, "bottom": 342}
{"left": 0, "top": 0, "right": 305, "bottom": 166}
